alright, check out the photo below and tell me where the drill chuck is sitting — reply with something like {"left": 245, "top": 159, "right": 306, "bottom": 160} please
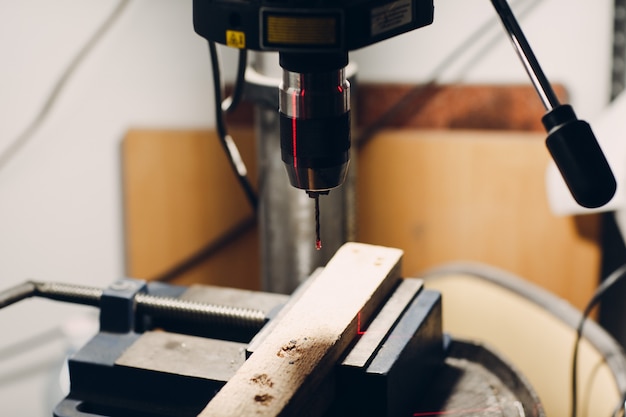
{"left": 279, "top": 52, "right": 351, "bottom": 192}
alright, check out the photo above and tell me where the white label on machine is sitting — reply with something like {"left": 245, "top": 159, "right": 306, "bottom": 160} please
{"left": 371, "top": 0, "right": 413, "bottom": 37}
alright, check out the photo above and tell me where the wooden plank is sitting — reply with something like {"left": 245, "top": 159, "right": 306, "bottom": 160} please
{"left": 198, "top": 242, "right": 403, "bottom": 417}
{"left": 246, "top": 268, "right": 322, "bottom": 357}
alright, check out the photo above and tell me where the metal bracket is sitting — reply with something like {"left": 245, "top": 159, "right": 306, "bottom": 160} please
{"left": 99, "top": 278, "right": 147, "bottom": 333}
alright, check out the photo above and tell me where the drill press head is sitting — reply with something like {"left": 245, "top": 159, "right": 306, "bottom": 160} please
{"left": 193, "top": 0, "right": 435, "bottom": 193}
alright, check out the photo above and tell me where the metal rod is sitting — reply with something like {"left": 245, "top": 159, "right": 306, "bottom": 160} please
{"left": 135, "top": 293, "right": 266, "bottom": 330}
{"left": 1, "top": 281, "right": 266, "bottom": 331}
{"left": 490, "top": 0, "right": 561, "bottom": 110}
{"left": 0, "top": 282, "right": 36, "bottom": 309}
{"left": 33, "top": 281, "right": 102, "bottom": 306}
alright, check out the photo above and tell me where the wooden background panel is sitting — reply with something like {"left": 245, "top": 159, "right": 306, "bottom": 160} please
{"left": 122, "top": 127, "right": 601, "bottom": 310}
{"left": 121, "top": 84, "right": 601, "bottom": 310}
{"left": 122, "top": 128, "right": 260, "bottom": 289}
{"left": 356, "top": 129, "right": 600, "bottom": 310}
{"left": 354, "top": 83, "right": 568, "bottom": 132}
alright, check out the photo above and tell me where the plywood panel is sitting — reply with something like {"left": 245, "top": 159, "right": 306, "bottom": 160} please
{"left": 121, "top": 85, "right": 599, "bottom": 309}
{"left": 356, "top": 129, "right": 601, "bottom": 310}
{"left": 355, "top": 83, "right": 567, "bottom": 135}
{"left": 122, "top": 128, "right": 259, "bottom": 289}
{"left": 122, "top": 127, "right": 600, "bottom": 310}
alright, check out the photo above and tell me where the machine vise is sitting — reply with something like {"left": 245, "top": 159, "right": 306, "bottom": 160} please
{"left": 0, "top": 243, "right": 543, "bottom": 417}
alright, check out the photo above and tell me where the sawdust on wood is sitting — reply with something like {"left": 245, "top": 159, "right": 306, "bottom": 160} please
{"left": 250, "top": 373, "right": 274, "bottom": 388}
{"left": 277, "top": 339, "right": 304, "bottom": 362}
{"left": 254, "top": 393, "right": 274, "bottom": 406}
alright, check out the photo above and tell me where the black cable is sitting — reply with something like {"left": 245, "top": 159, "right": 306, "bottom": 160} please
{"left": 208, "top": 41, "right": 258, "bottom": 211}
{"left": 222, "top": 48, "right": 248, "bottom": 113}
{"left": 571, "top": 263, "right": 626, "bottom": 417}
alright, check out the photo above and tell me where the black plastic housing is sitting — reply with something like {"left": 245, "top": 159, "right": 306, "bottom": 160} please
{"left": 193, "top": 0, "right": 434, "bottom": 52}
{"left": 280, "top": 112, "right": 351, "bottom": 190}
{"left": 543, "top": 105, "right": 617, "bottom": 208}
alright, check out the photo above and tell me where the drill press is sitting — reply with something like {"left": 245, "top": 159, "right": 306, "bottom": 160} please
{"left": 194, "top": 0, "right": 616, "bottom": 217}
{"left": 0, "top": 1, "right": 619, "bottom": 416}
{"left": 193, "top": 0, "right": 436, "bottom": 253}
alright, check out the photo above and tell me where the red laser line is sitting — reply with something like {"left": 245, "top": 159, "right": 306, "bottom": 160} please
{"left": 413, "top": 407, "right": 502, "bottom": 416}
{"left": 291, "top": 92, "right": 298, "bottom": 169}
{"left": 356, "top": 311, "right": 365, "bottom": 335}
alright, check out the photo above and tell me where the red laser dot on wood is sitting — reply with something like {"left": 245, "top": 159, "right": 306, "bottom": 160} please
{"left": 356, "top": 311, "right": 365, "bottom": 335}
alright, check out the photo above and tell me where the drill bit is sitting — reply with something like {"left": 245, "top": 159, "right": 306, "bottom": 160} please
{"left": 306, "top": 190, "right": 328, "bottom": 250}
{"left": 308, "top": 191, "right": 324, "bottom": 250}
{"left": 314, "top": 194, "right": 322, "bottom": 250}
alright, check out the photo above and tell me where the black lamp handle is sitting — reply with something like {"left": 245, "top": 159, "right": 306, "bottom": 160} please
{"left": 491, "top": 0, "right": 616, "bottom": 208}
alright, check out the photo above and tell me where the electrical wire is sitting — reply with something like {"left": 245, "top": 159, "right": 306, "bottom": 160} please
{"left": 208, "top": 40, "right": 257, "bottom": 211}
{"left": 0, "top": 0, "right": 132, "bottom": 173}
{"left": 222, "top": 48, "right": 248, "bottom": 113}
{"left": 571, "top": 263, "right": 626, "bottom": 417}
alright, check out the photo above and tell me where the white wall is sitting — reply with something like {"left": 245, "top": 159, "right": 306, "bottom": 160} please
{"left": 352, "top": 0, "right": 613, "bottom": 117}
{"left": 0, "top": 0, "right": 613, "bottom": 415}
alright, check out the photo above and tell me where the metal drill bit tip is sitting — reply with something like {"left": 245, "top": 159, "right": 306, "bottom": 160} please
{"left": 307, "top": 191, "right": 328, "bottom": 251}
{"left": 314, "top": 194, "right": 322, "bottom": 250}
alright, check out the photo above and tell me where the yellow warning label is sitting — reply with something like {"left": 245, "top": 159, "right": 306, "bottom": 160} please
{"left": 266, "top": 15, "right": 337, "bottom": 45}
{"left": 226, "top": 30, "right": 246, "bottom": 49}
